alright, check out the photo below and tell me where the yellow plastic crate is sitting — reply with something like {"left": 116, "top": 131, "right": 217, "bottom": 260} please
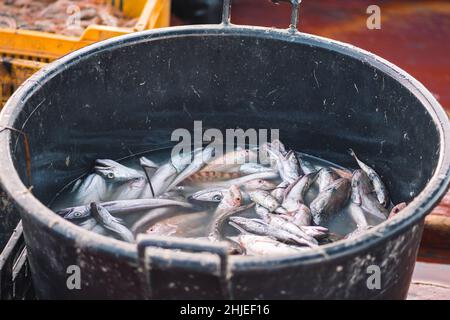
{"left": 0, "top": 0, "right": 170, "bottom": 107}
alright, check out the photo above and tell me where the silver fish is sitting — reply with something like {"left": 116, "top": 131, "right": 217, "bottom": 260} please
{"left": 229, "top": 217, "right": 317, "bottom": 248}
{"left": 208, "top": 185, "right": 254, "bottom": 252}
{"left": 90, "top": 202, "right": 134, "bottom": 242}
{"left": 263, "top": 214, "right": 318, "bottom": 245}
{"left": 67, "top": 173, "right": 107, "bottom": 205}
{"left": 349, "top": 149, "right": 389, "bottom": 207}
{"left": 150, "top": 162, "right": 178, "bottom": 196}
{"left": 58, "top": 198, "right": 193, "bottom": 221}
{"left": 282, "top": 202, "right": 312, "bottom": 227}
{"left": 200, "top": 149, "right": 259, "bottom": 173}
{"left": 282, "top": 172, "right": 318, "bottom": 211}
{"left": 316, "top": 167, "right": 340, "bottom": 192}
{"left": 271, "top": 181, "right": 290, "bottom": 203}
{"left": 297, "top": 155, "right": 317, "bottom": 174}
{"left": 249, "top": 190, "right": 287, "bottom": 214}
{"left": 229, "top": 235, "right": 308, "bottom": 256}
{"left": 347, "top": 202, "right": 369, "bottom": 228}
{"left": 170, "top": 149, "right": 198, "bottom": 173}
{"left": 189, "top": 187, "right": 228, "bottom": 203}
{"left": 310, "top": 178, "right": 351, "bottom": 225}
{"left": 239, "top": 163, "right": 276, "bottom": 175}
{"left": 242, "top": 179, "right": 277, "bottom": 192}
{"left": 192, "top": 171, "right": 279, "bottom": 190}
{"left": 267, "top": 149, "right": 302, "bottom": 184}
{"left": 94, "top": 159, "right": 149, "bottom": 201}
{"left": 351, "top": 170, "right": 388, "bottom": 221}
{"left": 140, "top": 157, "right": 159, "bottom": 197}
{"left": 139, "top": 157, "right": 159, "bottom": 177}
{"left": 166, "top": 146, "right": 215, "bottom": 191}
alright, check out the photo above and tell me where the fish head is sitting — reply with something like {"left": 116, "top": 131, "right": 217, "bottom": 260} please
{"left": 189, "top": 188, "right": 226, "bottom": 202}
{"left": 94, "top": 159, "right": 146, "bottom": 184}
{"left": 57, "top": 205, "right": 90, "bottom": 221}
{"left": 70, "top": 173, "right": 104, "bottom": 195}
{"left": 222, "top": 185, "right": 242, "bottom": 208}
{"left": 245, "top": 179, "right": 277, "bottom": 191}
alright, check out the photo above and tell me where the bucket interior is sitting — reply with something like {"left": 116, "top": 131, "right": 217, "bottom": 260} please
{"left": 8, "top": 32, "right": 440, "bottom": 211}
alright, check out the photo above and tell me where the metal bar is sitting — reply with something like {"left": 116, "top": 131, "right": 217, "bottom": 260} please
{"left": 222, "top": 0, "right": 232, "bottom": 25}
{"left": 289, "top": 0, "right": 301, "bottom": 33}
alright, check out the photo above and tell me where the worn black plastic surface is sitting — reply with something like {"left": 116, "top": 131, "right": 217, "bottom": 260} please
{"left": 0, "top": 25, "right": 449, "bottom": 299}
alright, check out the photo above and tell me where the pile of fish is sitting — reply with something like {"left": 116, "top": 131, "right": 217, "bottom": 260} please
{"left": 0, "top": 0, "right": 137, "bottom": 37}
{"left": 55, "top": 140, "right": 407, "bottom": 256}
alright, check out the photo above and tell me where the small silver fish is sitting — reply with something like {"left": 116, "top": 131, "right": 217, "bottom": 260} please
{"left": 189, "top": 187, "right": 228, "bottom": 203}
{"left": 267, "top": 149, "right": 302, "bottom": 184}
{"left": 263, "top": 214, "right": 318, "bottom": 245}
{"left": 67, "top": 173, "right": 107, "bottom": 205}
{"left": 209, "top": 185, "right": 254, "bottom": 242}
{"left": 166, "top": 146, "right": 215, "bottom": 191}
{"left": 192, "top": 171, "right": 279, "bottom": 190}
{"left": 229, "top": 217, "right": 317, "bottom": 248}
{"left": 239, "top": 163, "right": 276, "bottom": 175}
{"left": 351, "top": 170, "right": 388, "bottom": 221}
{"left": 58, "top": 198, "right": 193, "bottom": 221}
{"left": 94, "top": 159, "right": 149, "bottom": 201}
{"left": 282, "top": 172, "right": 318, "bottom": 211}
{"left": 249, "top": 190, "right": 287, "bottom": 214}
{"left": 316, "top": 167, "right": 340, "bottom": 192}
{"left": 282, "top": 202, "right": 312, "bottom": 227}
{"left": 201, "top": 149, "right": 259, "bottom": 173}
{"left": 243, "top": 179, "right": 277, "bottom": 192}
{"left": 349, "top": 149, "right": 389, "bottom": 207}
{"left": 90, "top": 202, "right": 135, "bottom": 243}
{"left": 150, "top": 162, "right": 178, "bottom": 196}
{"left": 229, "top": 235, "right": 308, "bottom": 256}
{"left": 297, "top": 155, "right": 317, "bottom": 174}
{"left": 139, "top": 157, "right": 159, "bottom": 177}
{"left": 310, "top": 178, "right": 351, "bottom": 225}
{"left": 272, "top": 182, "right": 289, "bottom": 203}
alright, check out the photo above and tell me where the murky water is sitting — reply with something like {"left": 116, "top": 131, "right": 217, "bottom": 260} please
{"left": 51, "top": 147, "right": 390, "bottom": 245}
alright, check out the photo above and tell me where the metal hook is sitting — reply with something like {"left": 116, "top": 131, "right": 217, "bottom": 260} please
{"left": 221, "top": 0, "right": 302, "bottom": 32}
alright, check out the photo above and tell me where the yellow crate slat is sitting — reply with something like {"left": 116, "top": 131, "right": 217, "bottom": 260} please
{"left": 0, "top": 0, "right": 170, "bottom": 107}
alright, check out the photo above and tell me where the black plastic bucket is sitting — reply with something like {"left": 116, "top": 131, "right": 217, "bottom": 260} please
{"left": 0, "top": 2, "right": 449, "bottom": 299}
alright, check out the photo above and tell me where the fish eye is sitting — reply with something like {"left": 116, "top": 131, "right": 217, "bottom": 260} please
{"left": 74, "top": 212, "right": 81, "bottom": 217}
{"left": 107, "top": 173, "right": 115, "bottom": 179}
{"left": 213, "top": 195, "right": 223, "bottom": 201}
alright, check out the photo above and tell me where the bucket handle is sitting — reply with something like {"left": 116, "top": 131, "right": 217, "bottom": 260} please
{"left": 222, "top": 0, "right": 302, "bottom": 33}
{"left": 137, "top": 235, "right": 231, "bottom": 299}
